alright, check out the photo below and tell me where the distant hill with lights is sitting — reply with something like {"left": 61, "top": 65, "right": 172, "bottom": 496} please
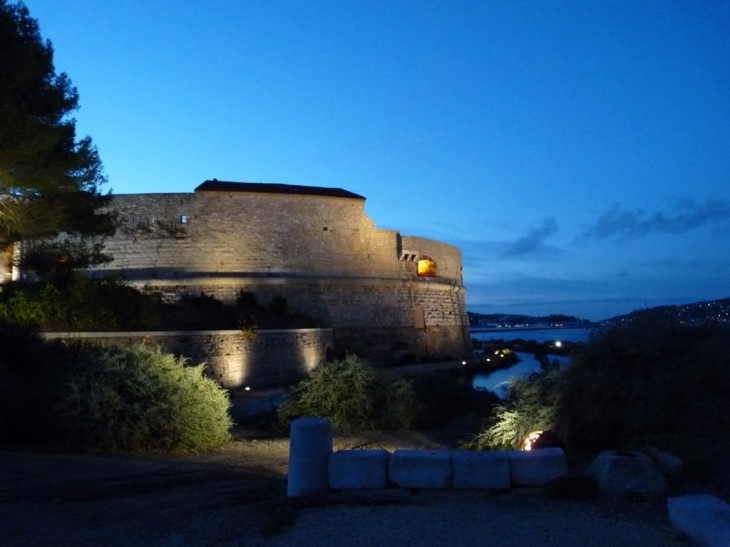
{"left": 467, "top": 312, "right": 593, "bottom": 329}
{"left": 600, "top": 297, "right": 730, "bottom": 327}
{"left": 468, "top": 297, "right": 730, "bottom": 330}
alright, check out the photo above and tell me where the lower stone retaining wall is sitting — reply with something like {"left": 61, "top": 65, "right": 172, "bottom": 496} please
{"left": 41, "top": 328, "right": 334, "bottom": 389}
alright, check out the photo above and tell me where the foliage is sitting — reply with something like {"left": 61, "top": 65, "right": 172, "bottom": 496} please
{"left": 0, "top": 274, "right": 161, "bottom": 330}
{"left": 0, "top": 337, "right": 232, "bottom": 452}
{"left": 0, "top": 281, "right": 60, "bottom": 326}
{"left": 466, "top": 368, "right": 563, "bottom": 450}
{"left": 556, "top": 315, "right": 730, "bottom": 450}
{"left": 277, "top": 355, "right": 421, "bottom": 433}
{"left": 0, "top": 1, "right": 115, "bottom": 273}
{"left": 409, "top": 370, "right": 501, "bottom": 428}
{"left": 469, "top": 313, "right": 730, "bottom": 453}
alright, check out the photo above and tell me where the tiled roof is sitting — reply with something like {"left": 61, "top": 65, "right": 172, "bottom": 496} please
{"left": 194, "top": 180, "right": 365, "bottom": 200}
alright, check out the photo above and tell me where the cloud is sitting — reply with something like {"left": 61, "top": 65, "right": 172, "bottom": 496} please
{"left": 502, "top": 217, "right": 558, "bottom": 257}
{"left": 584, "top": 199, "right": 730, "bottom": 241}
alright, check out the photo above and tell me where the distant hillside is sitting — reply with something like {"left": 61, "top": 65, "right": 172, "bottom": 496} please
{"left": 468, "top": 312, "right": 593, "bottom": 328}
{"left": 601, "top": 297, "right": 730, "bottom": 327}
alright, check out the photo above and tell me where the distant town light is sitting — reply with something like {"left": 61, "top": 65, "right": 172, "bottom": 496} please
{"left": 555, "top": 341, "right": 562, "bottom": 347}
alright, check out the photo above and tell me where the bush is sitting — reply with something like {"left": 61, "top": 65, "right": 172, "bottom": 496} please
{"left": 556, "top": 316, "right": 730, "bottom": 451}
{"left": 277, "top": 355, "right": 421, "bottom": 433}
{"left": 465, "top": 368, "right": 563, "bottom": 450}
{"left": 410, "top": 370, "right": 501, "bottom": 428}
{"left": 0, "top": 338, "right": 232, "bottom": 452}
{"left": 0, "top": 282, "right": 62, "bottom": 326}
{"left": 0, "top": 274, "right": 161, "bottom": 330}
{"left": 468, "top": 314, "right": 730, "bottom": 453}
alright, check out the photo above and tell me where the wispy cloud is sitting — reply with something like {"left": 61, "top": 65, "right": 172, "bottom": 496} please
{"left": 584, "top": 199, "right": 730, "bottom": 241}
{"left": 502, "top": 217, "right": 558, "bottom": 257}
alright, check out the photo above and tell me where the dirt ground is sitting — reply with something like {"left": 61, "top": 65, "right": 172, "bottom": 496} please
{"left": 4, "top": 414, "right": 728, "bottom": 546}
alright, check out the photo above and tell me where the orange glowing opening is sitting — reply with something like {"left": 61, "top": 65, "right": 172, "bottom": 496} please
{"left": 417, "top": 258, "right": 437, "bottom": 277}
{"left": 521, "top": 430, "right": 543, "bottom": 451}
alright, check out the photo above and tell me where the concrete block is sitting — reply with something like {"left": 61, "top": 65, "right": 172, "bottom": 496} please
{"left": 287, "top": 417, "right": 333, "bottom": 497}
{"left": 328, "top": 449, "right": 390, "bottom": 489}
{"left": 668, "top": 495, "right": 730, "bottom": 547}
{"left": 389, "top": 450, "right": 452, "bottom": 489}
{"left": 508, "top": 448, "right": 568, "bottom": 487}
{"left": 586, "top": 450, "right": 668, "bottom": 496}
{"left": 451, "top": 450, "right": 510, "bottom": 490}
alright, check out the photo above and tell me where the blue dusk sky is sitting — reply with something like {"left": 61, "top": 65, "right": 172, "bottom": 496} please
{"left": 23, "top": 1, "right": 730, "bottom": 321}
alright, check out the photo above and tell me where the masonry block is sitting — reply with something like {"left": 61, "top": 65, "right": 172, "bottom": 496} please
{"left": 508, "top": 448, "right": 568, "bottom": 487}
{"left": 328, "top": 449, "right": 390, "bottom": 489}
{"left": 586, "top": 450, "right": 668, "bottom": 496}
{"left": 668, "top": 495, "right": 730, "bottom": 547}
{"left": 287, "top": 417, "right": 333, "bottom": 497}
{"left": 389, "top": 450, "right": 452, "bottom": 489}
{"left": 451, "top": 450, "right": 510, "bottom": 490}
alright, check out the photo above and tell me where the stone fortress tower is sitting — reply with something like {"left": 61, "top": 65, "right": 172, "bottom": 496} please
{"left": 93, "top": 180, "right": 471, "bottom": 362}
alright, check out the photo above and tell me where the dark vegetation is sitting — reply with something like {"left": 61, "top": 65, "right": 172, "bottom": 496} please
{"left": 0, "top": 328, "right": 232, "bottom": 452}
{"left": 470, "top": 313, "right": 730, "bottom": 460}
{"left": 276, "top": 355, "right": 501, "bottom": 433}
{"left": 1, "top": 0, "right": 115, "bottom": 275}
{"left": 0, "top": 274, "right": 322, "bottom": 331}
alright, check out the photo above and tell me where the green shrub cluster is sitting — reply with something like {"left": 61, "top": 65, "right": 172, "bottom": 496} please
{"left": 277, "top": 355, "right": 421, "bottom": 433}
{"left": 0, "top": 273, "right": 161, "bottom": 330}
{"left": 469, "top": 314, "right": 730, "bottom": 452}
{"left": 465, "top": 368, "right": 563, "bottom": 450}
{"left": 0, "top": 333, "right": 232, "bottom": 452}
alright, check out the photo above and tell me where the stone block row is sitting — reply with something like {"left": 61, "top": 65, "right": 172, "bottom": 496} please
{"left": 287, "top": 418, "right": 568, "bottom": 497}
{"left": 326, "top": 447, "right": 567, "bottom": 492}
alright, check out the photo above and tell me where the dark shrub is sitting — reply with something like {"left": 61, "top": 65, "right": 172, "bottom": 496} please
{"left": 277, "top": 355, "right": 421, "bottom": 433}
{"left": 0, "top": 336, "right": 232, "bottom": 452}
{"left": 410, "top": 370, "right": 500, "bottom": 428}
{"left": 556, "top": 315, "right": 730, "bottom": 451}
{"left": 269, "top": 294, "right": 289, "bottom": 316}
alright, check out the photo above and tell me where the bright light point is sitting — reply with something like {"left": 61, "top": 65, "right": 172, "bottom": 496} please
{"left": 555, "top": 341, "right": 562, "bottom": 347}
{"left": 462, "top": 360, "right": 467, "bottom": 365}
{"left": 486, "top": 358, "right": 490, "bottom": 362}
{"left": 244, "top": 386, "right": 251, "bottom": 391}
{"left": 521, "top": 431, "right": 543, "bottom": 451}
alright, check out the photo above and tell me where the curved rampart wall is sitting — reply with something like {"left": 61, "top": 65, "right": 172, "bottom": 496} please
{"left": 95, "top": 190, "right": 471, "bottom": 361}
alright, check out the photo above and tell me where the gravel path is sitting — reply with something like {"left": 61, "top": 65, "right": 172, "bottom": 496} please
{"left": 0, "top": 431, "right": 704, "bottom": 547}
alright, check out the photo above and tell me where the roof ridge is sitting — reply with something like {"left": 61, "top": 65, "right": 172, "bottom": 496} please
{"left": 194, "top": 180, "right": 365, "bottom": 200}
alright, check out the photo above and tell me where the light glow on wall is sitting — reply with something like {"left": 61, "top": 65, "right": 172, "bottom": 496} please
{"left": 417, "top": 258, "right": 437, "bottom": 277}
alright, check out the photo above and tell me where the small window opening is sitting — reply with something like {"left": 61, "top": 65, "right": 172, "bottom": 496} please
{"left": 180, "top": 215, "right": 188, "bottom": 224}
{"left": 417, "top": 257, "right": 437, "bottom": 277}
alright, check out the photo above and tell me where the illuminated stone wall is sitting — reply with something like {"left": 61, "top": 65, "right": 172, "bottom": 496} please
{"left": 92, "top": 185, "right": 470, "bottom": 362}
{"left": 42, "top": 328, "right": 333, "bottom": 389}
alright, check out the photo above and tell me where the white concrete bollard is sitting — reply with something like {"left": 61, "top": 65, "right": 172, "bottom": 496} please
{"left": 287, "top": 417, "right": 333, "bottom": 497}
{"left": 329, "top": 449, "right": 391, "bottom": 489}
{"left": 668, "top": 495, "right": 730, "bottom": 547}
{"left": 508, "top": 447, "right": 568, "bottom": 487}
{"left": 451, "top": 450, "right": 510, "bottom": 490}
{"left": 389, "top": 449, "right": 452, "bottom": 489}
